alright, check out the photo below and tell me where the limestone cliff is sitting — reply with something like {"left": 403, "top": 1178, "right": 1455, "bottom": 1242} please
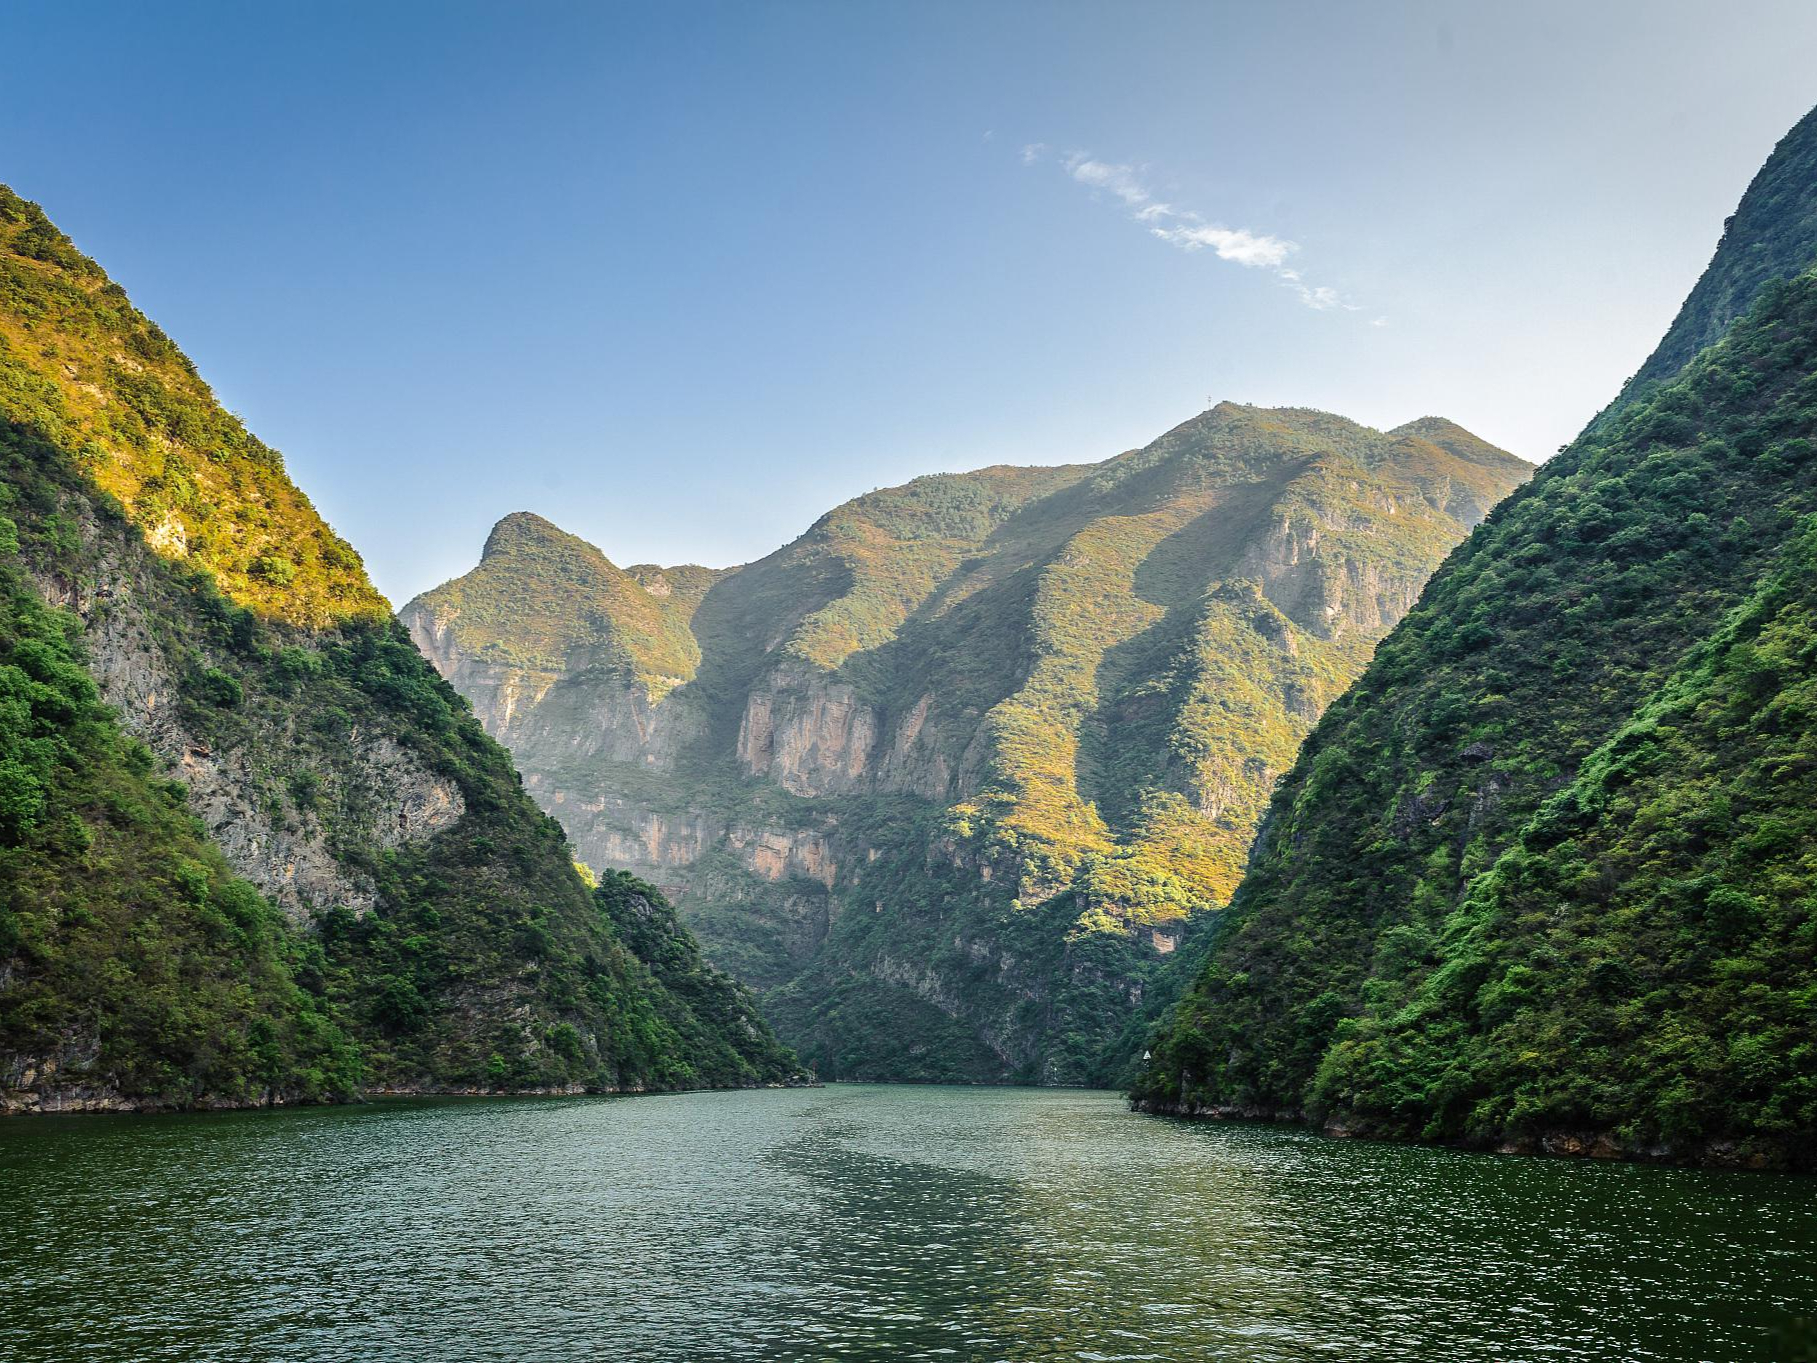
{"left": 406, "top": 404, "right": 1531, "bottom": 1082}
{"left": 34, "top": 514, "right": 464, "bottom": 919}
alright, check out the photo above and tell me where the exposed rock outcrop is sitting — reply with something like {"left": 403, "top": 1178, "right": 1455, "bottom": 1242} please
{"left": 36, "top": 518, "right": 462, "bottom": 919}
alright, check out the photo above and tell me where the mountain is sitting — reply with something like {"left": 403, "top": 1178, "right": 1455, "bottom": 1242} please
{"left": 404, "top": 406, "right": 1530, "bottom": 1082}
{"left": 1134, "top": 106, "right": 1817, "bottom": 1167}
{"left": 1614, "top": 104, "right": 1817, "bottom": 402}
{"left": 0, "top": 186, "right": 795, "bottom": 1111}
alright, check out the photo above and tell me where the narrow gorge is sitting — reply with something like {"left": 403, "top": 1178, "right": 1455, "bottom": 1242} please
{"left": 404, "top": 406, "right": 1531, "bottom": 1081}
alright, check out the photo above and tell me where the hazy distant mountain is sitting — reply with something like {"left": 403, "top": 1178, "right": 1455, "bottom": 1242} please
{"left": 405, "top": 404, "right": 1529, "bottom": 1082}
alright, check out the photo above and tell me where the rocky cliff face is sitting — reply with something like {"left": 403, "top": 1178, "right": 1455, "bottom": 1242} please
{"left": 731, "top": 666, "right": 968, "bottom": 801}
{"left": 407, "top": 405, "right": 1530, "bottom": 1082}
{"left": 407, "top": 600, "right": 700, "bottom": 769}
{"left": 37, "top": 516, "right": 464, "bottom": 919}
{"left": 737, "top": 672, "right": 878, "bottom": 795}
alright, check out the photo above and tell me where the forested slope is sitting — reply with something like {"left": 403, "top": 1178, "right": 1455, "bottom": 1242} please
{"left": 1135, "top": 107, "right": 1817, "bottom": 1167}
{"left": 0, "top": 185, "right": 793, "bottom": 1109}
{"left": 409, "top": 406, "right": 1527, "bottom": 1082}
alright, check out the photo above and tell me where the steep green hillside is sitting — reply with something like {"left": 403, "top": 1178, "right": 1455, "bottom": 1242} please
{"left": 1136, "top": 108, "right": 1817, "bottom": 1166}
{"left": 1314, "top": 515, "right": 1817, "bottom": 1155}
{"left": 0, "top": 185, "right": 795, "bottom": 1109}
{"left": 1618, "top": 105, "right": 1817, "bottom": 399}
{"left": 407, "top": 406, "right": 1528, "bottom": 1083}
{"left": 0, "top": 529, "right": 359, "bottom": 1108}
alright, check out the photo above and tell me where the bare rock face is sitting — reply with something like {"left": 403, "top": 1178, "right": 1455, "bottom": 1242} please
{"left": 403, "top": 604, "right": 698, "bottom": 769}
{"left": 737, "top": 674, "right": 878, "bottom": 795}
{"left": 406, "top": 584, "right": 973, "bottom": 990}
{"left": 178, "top": 735, "right": 463, "bottom": 917}
{"left": 543, "top": 795, "right": 848, "bottom": 988}
{"left": 35, "top": 518, "right": 462, "bottom": 920}
{"left": 735, "top": 668, "right": 959, "bottom": 801}
{"left": 585, "top": 808, "right": 723, "bottom": 878}
{"left": 1240, "top": 511, "right": 1434, "bottom": 640}
{"left": 875, "top": 693, "right": 958, "bottom": 798}
{"left": 729, "top": 824, "right": 838, "bottom": 888}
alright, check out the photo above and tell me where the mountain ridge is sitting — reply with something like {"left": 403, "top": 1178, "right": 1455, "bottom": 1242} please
{"left": 405, "top": 401, "right": 1530, "bottom": 1082}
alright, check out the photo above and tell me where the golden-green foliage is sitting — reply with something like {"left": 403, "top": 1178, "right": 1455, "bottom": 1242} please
{"left": 782, "top": 464, "right": 1095, "bottom": 669}
{"left": 0, "top": 186, "right": 797, "bottom": 1104}
{"left": 930, "top": 405, "right": 1529, "bottom": 925}
{"left": 413, "top": 512, "right": 713, "bottom": 698}
{"left": 0, "top": 186, "right": 386, "bottom": 627}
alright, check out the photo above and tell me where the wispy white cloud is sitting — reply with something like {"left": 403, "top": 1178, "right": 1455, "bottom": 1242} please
{"left": 1065, "top": 154, "right": 1153, "bottom": 208}
{"left": 1152, "top": 223, "right": 1294, "bottom": 269}
{"left": 1277, "top": 268, "right": 1342, "bottom": 310}
{"left": 1024, "top": 143, "right": 1371, "bottom": 317}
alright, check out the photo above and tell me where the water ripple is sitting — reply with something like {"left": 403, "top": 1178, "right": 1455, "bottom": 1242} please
{"left": 1, "top": 1086, "right": 1812, "bottom": 1362}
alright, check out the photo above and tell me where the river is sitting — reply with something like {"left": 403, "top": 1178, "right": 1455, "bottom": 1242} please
{"left": 1, "top": 1084, "right": 1811, "bottom": 1361}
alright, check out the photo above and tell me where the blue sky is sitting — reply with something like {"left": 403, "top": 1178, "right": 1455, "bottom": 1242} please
{"left": 7, "top": 2, "right": 1817, "bottom": 603}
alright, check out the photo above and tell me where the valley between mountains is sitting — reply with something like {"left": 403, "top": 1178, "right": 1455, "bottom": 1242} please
{"left": 3, "top": 98, "right": 1816, "bottom": 1171}
{"left": 404, "top": 409, "right": 1529, "bottom": 1083}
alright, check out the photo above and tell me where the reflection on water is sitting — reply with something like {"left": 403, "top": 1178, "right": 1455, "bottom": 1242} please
{"left": 1, "top": 1085, "right": 1812, "bottom": 1362}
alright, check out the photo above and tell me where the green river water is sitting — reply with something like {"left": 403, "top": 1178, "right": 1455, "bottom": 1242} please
{"left": 1, "top": 1084, "right": 1811, "bottom": 1361}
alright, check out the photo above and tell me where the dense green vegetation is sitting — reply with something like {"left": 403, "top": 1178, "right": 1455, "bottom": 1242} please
{"left": 592, "top": 869, "right": 798, "bottom": 1084}
{"left": 0, "top": 509, "right": 360, "bottom": 1106}
{"left": 0, "top": 185, "right": 796, "bottom": 1107}
{"left": 1136, "top": 110, "right": 1817, "bottom": 1164}
{"left": 420, "top": 512, "right": 717, "bottom": 699}
{"left": 1616, "top": 105, "right": 1817, "bottom": 401}
{"left": 409, "top": 403, "right": 1527, "bottom": 1084}
{"left": 1313, "top": 517, "right": 1817, "bottom": 1152}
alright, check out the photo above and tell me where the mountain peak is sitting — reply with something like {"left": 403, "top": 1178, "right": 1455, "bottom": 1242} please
{"left": 481, "top": 511, "right": 596, "bottom": 563}
{"left": 414, "top": 511, "right": 706, "bottom": 694}
{"left": 1620, "top": 101, "right": 1817, "bottom": 399}
{"left": 1389, "top": 415, "right": 1470, "bottom": 440}
{"left": 1389, "top": 416, "right": 1534, "bottom": 477}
